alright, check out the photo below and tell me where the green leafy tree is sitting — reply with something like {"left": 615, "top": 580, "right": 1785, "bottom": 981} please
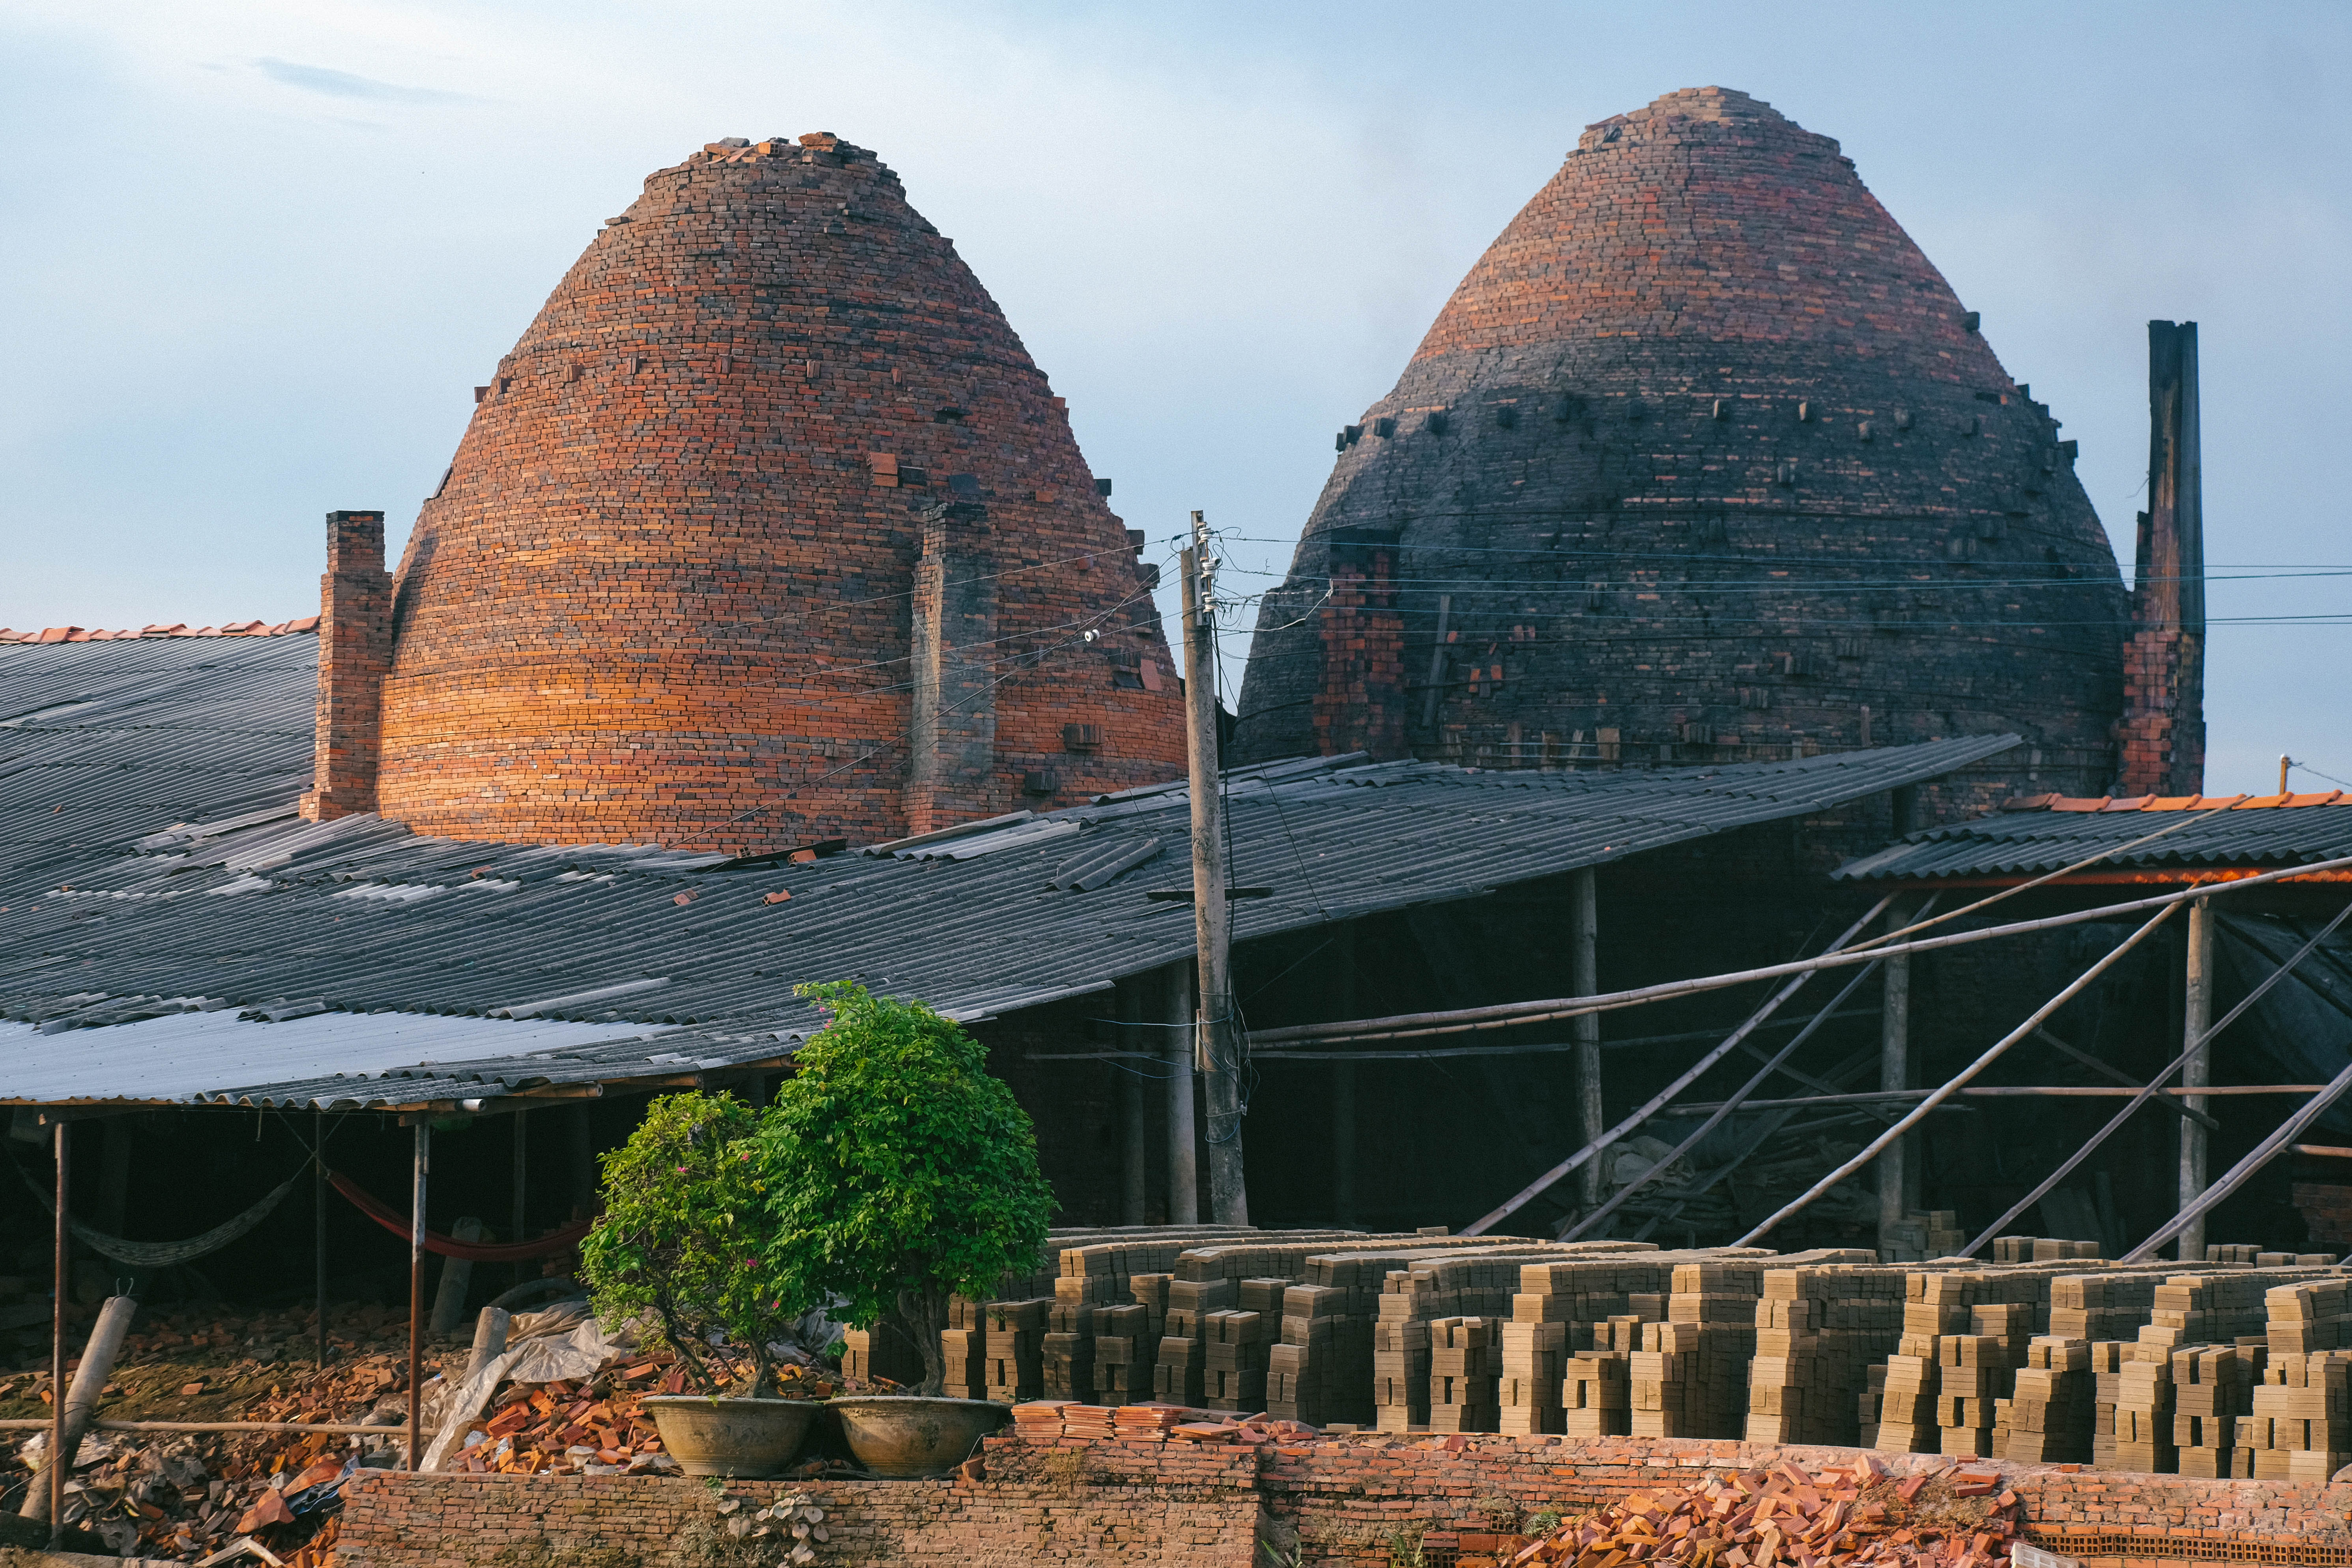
{"left": 754, "top": 981, "right": 1054, "bottom": 1396}
{"left": 580, "top": 1091, "right": 794, "bottom": 1396}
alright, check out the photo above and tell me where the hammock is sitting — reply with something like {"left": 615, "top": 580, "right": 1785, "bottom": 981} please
{"left": 14, "top": 1160, "right": 301, "bottom": 1268}
{"left": 327, "top": 1171, "right": 593, "bottom": 1261}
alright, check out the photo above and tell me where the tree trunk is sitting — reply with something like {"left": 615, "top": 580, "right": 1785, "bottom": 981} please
{"left": 892, "top": 1286, "right": 948, "bottom": 1397}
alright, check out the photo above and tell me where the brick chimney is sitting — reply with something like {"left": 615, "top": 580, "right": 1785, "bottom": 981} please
{"left": 2115, "top": 322, "right": 2206, "bottom": 797}
{"left": 1312, "top": 527, "right": 1409, "bottom": 760}
{"left": 298, "top": 509, "right": 392, "bottom": 821}
{"left": 903, "top": 499, "right": 997, "bottom": 836}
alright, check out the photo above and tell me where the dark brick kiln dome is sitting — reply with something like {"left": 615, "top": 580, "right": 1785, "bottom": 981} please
{"left": 380, "top": 134, "right": 1184, "bottom": 851}
{"left": 1234, "top": 88, "right": 2127, "bottom": 804}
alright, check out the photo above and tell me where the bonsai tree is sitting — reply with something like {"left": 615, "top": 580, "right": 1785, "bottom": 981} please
{"left": 754, "top": 981, "right": 1054, "bottom": 1396}
{"left": 580, "top": 1090, "right": 797, "bottom": 1395}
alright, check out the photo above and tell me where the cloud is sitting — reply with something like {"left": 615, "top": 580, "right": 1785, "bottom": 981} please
{"left": 254, "top": 58, "right": 473, "bottom": 104}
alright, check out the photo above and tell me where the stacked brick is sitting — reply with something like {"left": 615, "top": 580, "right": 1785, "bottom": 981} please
{"left": 376, "top": 133, "right": 1188, "bottom": 853}
{"left": 1427, "top": 1318, "right": 1497, "bottom": 1433}
{"left": 2248, "top": 1353, "right": 2352, "bottom": 1478}
{"left": 2099, "top": 1339, "right": 2178, "bottom": 1472}
{"left": 2247, "top": 1279, "right": 2352, "bottom": 1478}
{"left": 1233, "top": 85, "right": 2127, "bottom": 810}
{"left": 840, "top": 1325, "right": 924, "bottom": 1387}
{"left": 1652, "top": 1251, "right": 1874, "bottom": 1442}
{"left": 1997, "top": 1336, "right": 2094, "bottom": 1463}
{"left": 984, "top": 1299, "right": 1050, "bottom": 1403}
{"left": 1744, "top": 1261, "right": 1911, "bottom": 1448}
{"left": 2170, "top": 1344, "right": 2263, "bottom": 1477}
{"left": 1156, "top": 1277, "right": 1236, "bottom": 1407}
{"left": 1880, "top": 1213, "right": 1970, "bottom": 1265}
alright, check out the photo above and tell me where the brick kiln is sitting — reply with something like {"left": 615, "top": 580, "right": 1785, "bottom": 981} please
{"left": 1234, "top": 87, "right": 2141, "bottom": 812}
{"left": 308, "top": 133, "right": 1185, "bottom": 851}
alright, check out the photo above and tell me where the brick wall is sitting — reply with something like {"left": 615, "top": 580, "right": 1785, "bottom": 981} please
{"left": 376, "top": 133, "right": 1185, "bottom": 855}
{"left": 334, "top": 1428, "right": 2352, "bottom": 1568}
{"left": 1234, "top": 86, "right": 2127, "bottom": 808}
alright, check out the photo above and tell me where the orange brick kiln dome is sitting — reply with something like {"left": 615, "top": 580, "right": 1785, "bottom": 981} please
{"left": 379, "top": 134, "right": 1184, "bottom": 851}
{"left": 1234, "top": 88, "right": 2128, "bottom": 807}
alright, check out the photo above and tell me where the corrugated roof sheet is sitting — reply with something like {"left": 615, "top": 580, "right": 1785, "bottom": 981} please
{"left": 1834, "top": 791, "right": 2352, "bottom": 883}
{"left": 1, "top": 634, "right": 2019, "bottom": 1106}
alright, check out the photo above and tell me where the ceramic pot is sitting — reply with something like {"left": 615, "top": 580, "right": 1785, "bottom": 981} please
{"left": 642, "top": 1395, "right": 821, "bottom": 1478}
{"left": 827, "top": 1396, "right": 1007, "bottom": 1478}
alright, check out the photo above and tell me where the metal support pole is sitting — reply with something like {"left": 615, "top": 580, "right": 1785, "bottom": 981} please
{"left": 1878, "top": 896, "right": 1915, "bottom": 1254}
{"left": 1571, "top": 867, "right": 1602, "bottom": 1209}
{"left": 1181, "top": 517, "right": 1248, "bottom": 1224}
{"left": 48, "top": 1121, "right": 67, "bottom": 1547}
{"left": 408, "top": 1121, "right": 428, "bottom": 1471}
{"left": 1117, "top": 980, "right": 1147, "bottom": 1225}
{"left": 2179, "top": 896, "right": 2214, "bottom": 1259}
{"left": 314, "top": 1110, "right": 327, "bottom": 1370}
{"left": 1164, "top": 961, "right": 1200, "bottom": 1225}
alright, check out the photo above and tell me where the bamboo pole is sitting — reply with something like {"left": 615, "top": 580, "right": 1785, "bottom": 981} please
{"left": 0, "top": 1420, "right": 391, "bottom": 1436}
{"left": 1461, "top": 896, "right": 1892, "bottom": 1236}
{"left": 1735, "top": 902, "right": 2181, "bottom": 1246}
{"left": 1252, "top": 852, "right": 2352, "bottom": 1048}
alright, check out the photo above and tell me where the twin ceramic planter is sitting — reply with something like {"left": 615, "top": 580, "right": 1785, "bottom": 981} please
{"left": 644, "top": 1395, "right": 1009, "bottom": 1480}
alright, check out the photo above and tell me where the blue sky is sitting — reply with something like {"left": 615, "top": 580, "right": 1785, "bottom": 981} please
{"left": 3, "top": 1, "right": 2346, "bottom": 794}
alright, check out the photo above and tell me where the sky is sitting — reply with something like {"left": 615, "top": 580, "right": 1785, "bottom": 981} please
{"left": 2, "top": 0, "right": 2347, "bottom": 795}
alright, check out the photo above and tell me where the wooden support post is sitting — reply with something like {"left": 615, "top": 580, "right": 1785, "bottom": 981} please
{"left": 408, "top": 1121, "right": 428, "bottom": 1472}
{"left": 315, "top": 1110, "right": 328, "bottom": 1370}
{"left": 567, "top": 1105, "right": 595, "bottom": 1224}
{"left": 1332, "top": 923, "right": 1358, "bottom": 1227}
{"left": 1165, "top": 961, "right": 1200, "bottom": 1225}
{"left": 1181, "top": 516, "right": 1248, "bottom": 1224}
{"left": 95, "top": 1121, "right": 130, "bottom": 1240}
{"left": 1571, "top": 867, "right": 1602, "bottom": 1208}
{"left": 510, "top": 1107, "right": 529, "bottom": 1292}
{"left": 1878, "top": 897, "right": 1914, "bottom": 1253}
{"left": 1117, "top": 979, "right": 1147, "bottom": 1225}
{"left": 2180, "top": 895, "right": 2214, "bottom": 1259}
{"left": 47, "top": 1121, "right": 67, "bottom": 1547}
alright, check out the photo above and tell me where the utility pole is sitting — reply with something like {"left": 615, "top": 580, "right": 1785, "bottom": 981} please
{"left": 1180, "top": 511, "right": 1250, "bottom": 1224}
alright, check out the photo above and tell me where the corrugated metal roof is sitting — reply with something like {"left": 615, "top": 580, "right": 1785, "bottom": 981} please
{"left": 0, "top": 1008, "right": 683, "bottom": 1108}
{"left": 1, "top": 634, "right": 2019, "bottom": 1106}
{"left": 1834, "top": 792, "right": 2352, "bottom": 883}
